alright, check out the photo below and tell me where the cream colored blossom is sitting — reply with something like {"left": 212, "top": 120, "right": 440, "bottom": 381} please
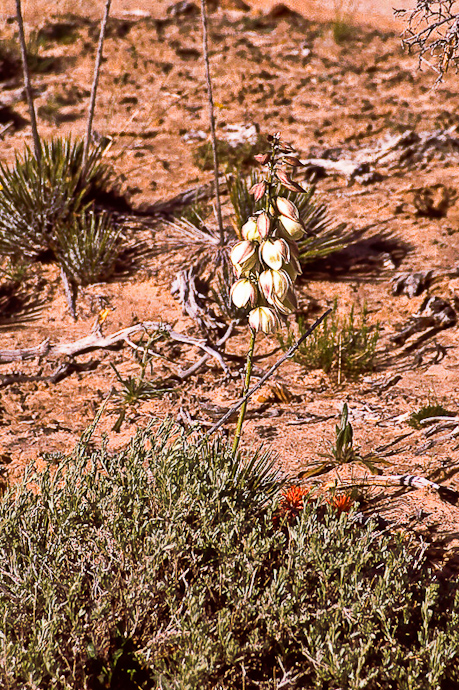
{"left": 230, "top": 279, "right": 257, "bottom": 308}
{"left": 260, "top": 238, "right": 290, "bottom": 270}
{"left": 248, "top": 306, "right": 280, "bottom": 334}
{"left": 230, "top": 240, "right": 259, "bottom": 276}
{"left": 278, "top": 215, "right": 305, "bottom": 241}
{"left": 241, "top": 217, "right": 261, "bottom": 242}
{"left": 258, "top": 269, "right": 291, "bottom": 303}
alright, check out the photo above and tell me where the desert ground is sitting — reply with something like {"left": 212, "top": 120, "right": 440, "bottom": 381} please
{"left": 2, "top": 0, "right": 459, "bottom": 575}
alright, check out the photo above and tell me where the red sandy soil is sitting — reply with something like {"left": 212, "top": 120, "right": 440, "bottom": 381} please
{"left": 1, "top": 0, "right": 459, "bottom": 575}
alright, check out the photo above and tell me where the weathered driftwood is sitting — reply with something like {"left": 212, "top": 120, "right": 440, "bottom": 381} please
{"left": 0, "top": 321, "right": 230, "bottom": 375}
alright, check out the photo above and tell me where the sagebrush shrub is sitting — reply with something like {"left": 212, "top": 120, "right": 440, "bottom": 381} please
{"left": 0, "top": 420, "right": 458, "bottom": 689}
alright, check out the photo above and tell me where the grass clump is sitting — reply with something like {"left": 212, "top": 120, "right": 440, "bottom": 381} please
{"left": 193, "top": 137, "right": 265, "bottom": 172}
{"left": 408, "top": 404, "right": 456, "bottom": 429}
{"left": 279, "top": 301, "right": 380, "bottom": 379}
{"left": 1, "top": 420, "right": 458, "bottom": 689}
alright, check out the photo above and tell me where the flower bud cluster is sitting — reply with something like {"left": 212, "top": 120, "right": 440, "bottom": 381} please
{"left": 230, "top": 134, "right": 307, "bottom": 334}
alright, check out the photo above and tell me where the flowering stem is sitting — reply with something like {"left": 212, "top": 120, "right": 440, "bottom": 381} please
{"left": 232, "top": 329, "right": 256, "bottom": 457}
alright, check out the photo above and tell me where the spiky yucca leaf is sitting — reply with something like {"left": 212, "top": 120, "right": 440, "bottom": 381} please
{"left": 0, "top": 137, "right": 113, "bottom": 261}
{"left": 56, "top": 209, "right": 122, "bottom": 286}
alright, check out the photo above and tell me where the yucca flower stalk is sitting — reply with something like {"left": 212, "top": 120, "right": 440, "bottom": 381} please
{"left": 230, "top": 133, "right": 309, "bottom": 456}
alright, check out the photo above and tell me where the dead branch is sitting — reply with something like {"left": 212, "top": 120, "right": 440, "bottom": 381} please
{"left": 83, "top": 0, "right": 112, "bottom": 167}
{"left": 0, "top": 322, "right": 230, "bottom": 375}
{"left": 395, "top": 1, "right": 459, "bottom": 83}
{"left": 14, "top": 0, "right": 41, "bottom": 162}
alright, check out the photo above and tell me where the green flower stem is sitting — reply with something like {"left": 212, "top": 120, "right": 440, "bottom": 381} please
{"left": 232, "top": 328, "right": 256, "bottom": 457}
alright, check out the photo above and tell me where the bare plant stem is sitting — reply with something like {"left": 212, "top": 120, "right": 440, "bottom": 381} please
{"left": 200, "top": 0, "right": 224, "bottom": 245}
{"left": 232, "top": 329, "right": 256, "bottom": 457}
{"left": 14, "top": 0, "right": 41, "bottom": 164}
{"left": 206, "top": 308, "right": 333, "bottom": 440}
{"left": 83, "top": 0, "right": 112, "bottom": 168}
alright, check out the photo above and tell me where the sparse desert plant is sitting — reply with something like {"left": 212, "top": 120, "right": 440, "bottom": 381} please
{"left": 0, "top": 137, "right": 114, "bottom": 263}
{"left": 278, "top": 300, "right": 380, "bottom": 379}
{"left": 193, "top": 137, "right": 265, "bottom": 173}
{"left": 332, "top": 0, "right": 359, "bottom": 44}
{"left": 1, "top": 419, "right": 458, "bottom": 688}
{"left": 408, "top": 403, "right": 456, "bottom": 429}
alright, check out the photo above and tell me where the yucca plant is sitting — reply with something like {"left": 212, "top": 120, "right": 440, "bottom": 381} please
{"left": 55, "top": 209, "right": 122, "bottom": 286}
{"left": 227, "top": 171, "right": 350, "bottom": 266}
{"left": 0, "top": 137, "right": 113, "bottom": 262}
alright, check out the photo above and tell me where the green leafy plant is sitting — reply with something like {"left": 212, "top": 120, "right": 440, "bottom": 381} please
{"left": 408, "top": 404, "right": 456, "bottom": 430}
{"left": 0, "top": 137, "right": 114, "bottom": 263}
{"left": 1, "top": 419, "right": 458, "bottom": 689}
{"left": 300, "top": 403, "right": 391, "bottom": 479}
{"left": 110, "top": 338, "right": 176, "bottom": 432}
{"left": 279, "top": 300, "right": 380, "bottom": 379}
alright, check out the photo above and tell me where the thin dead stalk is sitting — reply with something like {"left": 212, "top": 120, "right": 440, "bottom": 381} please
{"left": 14, "top": 0, "right": 41, "bottom": 163}
{"left": 83, "top": 0, "right": 112, "bottom": 168}
{"left": 200, "top": 0, "right": 224, "bottom": 245}
{"left": 204, "top": 308, "right": 333, "bottom": 439}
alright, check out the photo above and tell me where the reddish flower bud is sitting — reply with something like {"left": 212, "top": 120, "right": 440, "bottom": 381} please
{"left": 254, "top": 153, "right": 271, "bottom": 164}
{"left": 282, "top": 155, "right": 303, "bottom": 167}
{"left": 256, "top": 211, "right": 271, "bottom": 239}
{"left": 276, "top": 197, "right": 300, "bottom": 221}
{"left": 249, "top": 181, "right": 267, "bottom": 202}
{"left": 276, "top": 168, "right": 305, "bottom": 193}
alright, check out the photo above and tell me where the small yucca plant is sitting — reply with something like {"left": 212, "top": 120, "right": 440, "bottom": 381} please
{"left": 0, "top": 137, "right": 113, "bottom": 262}
{"left": 55, "top": 209, "right": 122, "bottom": 286}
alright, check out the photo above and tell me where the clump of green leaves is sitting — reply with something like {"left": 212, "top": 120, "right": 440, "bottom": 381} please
{"left": 279, "top": 300, "right": 380, "bottom": 379}
{"left": 408, "top": 404, "right": 456, "bottom": 429}
{"left": 193, "top": 137, "right": 265, "bottom": 172}
{"left": 1, "top": 420, "right": 458, "bottom": 688}
{"left": 55, "top": 210, "right": 122, "bottom": 286}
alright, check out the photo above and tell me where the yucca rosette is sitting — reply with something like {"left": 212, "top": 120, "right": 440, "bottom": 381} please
{"left": 248, "top": 306, "right": 280, "bottom": 334}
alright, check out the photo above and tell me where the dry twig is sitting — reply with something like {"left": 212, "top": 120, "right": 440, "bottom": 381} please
{"left": 395, "top": 1, "right": 459, "bottom": 83}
